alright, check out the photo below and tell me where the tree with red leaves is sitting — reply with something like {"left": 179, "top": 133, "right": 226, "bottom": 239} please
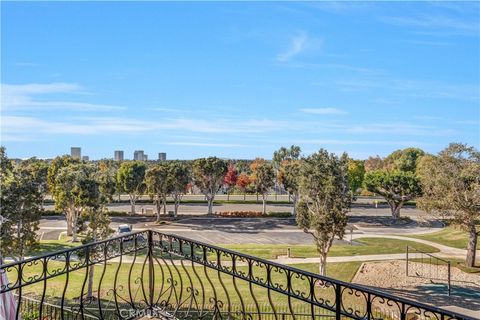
{"left": 236, "top": 173, "right": 251, "bottom": 201}
{"left": 223, "top": 163, "right": 238, "bottom": 201}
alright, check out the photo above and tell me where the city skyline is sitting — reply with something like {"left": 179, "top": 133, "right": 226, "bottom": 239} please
{"left": 1, "top": 2, "right": 479, "bottom": 159}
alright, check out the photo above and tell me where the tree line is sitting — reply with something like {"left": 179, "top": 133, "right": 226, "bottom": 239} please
{"left": 0, "top": 143, "right": 478, "bottom": 271}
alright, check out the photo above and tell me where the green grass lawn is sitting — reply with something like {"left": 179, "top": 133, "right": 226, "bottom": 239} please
{"left": 220, "top": 238, "right": 439, "bottom": 260}
{"left": 402, "top": 225, "right": 480, "bottom": 250}
{"left": 10, "top": 258, "right": 362, "bottom": 313}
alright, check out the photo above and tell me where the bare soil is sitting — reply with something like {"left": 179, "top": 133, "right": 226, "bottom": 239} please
{"left": 352, "top": 260, "right": 480, "bottom": 318}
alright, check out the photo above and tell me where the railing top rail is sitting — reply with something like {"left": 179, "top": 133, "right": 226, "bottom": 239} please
{"left": 407, "top": 245, "right": 451, "bottom": 264}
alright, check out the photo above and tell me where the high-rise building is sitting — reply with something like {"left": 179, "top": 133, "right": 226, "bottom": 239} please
{"left": 143, "top": 154, "right": 148, "bottom": 161}
{"left": 114, "top": 150, "right": 124, "bottom": 161}
{"left": 158, "top": 152, "right": 167, "bottom": 161}
{"left": 82, "top": 156, "right": 89, "bottom": 161}
{"left": 133, "top": 150, "right": 144, "bottom": 161}
{"left": 71, "top": 147, "right": 81, "bottom": 159}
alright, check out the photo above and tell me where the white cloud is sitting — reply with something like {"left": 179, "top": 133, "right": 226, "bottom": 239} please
{"left": 1, "top": 82, "right": 125, "bottom": 111}
{"left": 277, "top": 33, "right": 308, "bottom": 62}
{"left": 300, "top": 108, "right": 347, "bottom": 115}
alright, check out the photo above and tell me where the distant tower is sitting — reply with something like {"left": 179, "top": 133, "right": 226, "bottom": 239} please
{"left": 158, "top": 152, "right": 166, "bottom": 161}
{"left": 114, "top": 150, "right": 124, "bottom": 161}
{"left": 143, "top": 154, "right": 148, "bottom": 161}
{"left": 82, "top": 156, "right": 89, "bottom": 161}
{"left": 71, "top": 147, "right": 81, "bottom": 159}
{"left": 134, "top": 150, "right": 144, "bottom": 161}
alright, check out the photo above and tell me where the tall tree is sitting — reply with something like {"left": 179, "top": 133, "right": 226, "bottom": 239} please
{"left": 168, "top": 162, "right": 190, "bottom": 217}
{"left": 223, "top": 163, "right": 238, "bottom": 201}
{"left": 417, "top": 143, "right": 480, "bottom": 267}
{"left": 296, "top": 149, "right": 351, "bottom": 275}
{"left": 20, "top": 158, "right": 49, "bottom": 208}
{"left": 145, "top": 163, "right": 171, "bottom": 220}
{"left": 277, "top": 160, "right": 301, "bottom": 215}
{"left": 47, "top": 155, "right": 80, "bottom": 235}
{"left": 272, "top": 145, "right": 301, "bottom": 169}
{"left": 192, "top": 157, "right": 227, "bottom": 214}
{"left": 364, "top": 156, "right": 383, "bottom": 172}
{"left": 79, "top": 169, "right": 113, "bottom": 299}
{"left": 236, "top": 173, "right": 251, "bottom": 201}
{"left": 364, "top": 170, "right": 422, "bottom": 219}
{"left": 1, "top": 156, "right": 43, "bottom": 262}
{"left": 384, "top": 148, "right": 425, "bottom": 172}
{"left": 347, "top": 159, "right": 365, "bottom": 195}
{"left": 363, "top": 148, "right": 424, "bottom": 219}
{"left": 273, "top": 146, "right": 301, "bottom": 199}
{"left": 250, "top": 159, "right": 275, "bottom": 214}
{"left": 116, "top": 161, "right": 146, "bottom": 215}
{"left": 52, "top": 164, "right": 99, "bottom": 242}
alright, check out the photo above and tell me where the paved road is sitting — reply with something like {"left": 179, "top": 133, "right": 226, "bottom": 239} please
{"left": 38, "top": 212, "right": 441, "bottom": 245}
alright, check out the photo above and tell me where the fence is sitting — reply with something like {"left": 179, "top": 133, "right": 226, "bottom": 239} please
{"left": 1, "top": 231, "right": 473, "bottom": 319}
{"left": 406, "top": 245, "right": 451, "bottom": 296}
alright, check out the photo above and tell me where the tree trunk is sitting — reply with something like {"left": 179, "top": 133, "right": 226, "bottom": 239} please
{"left": 388, "top": 200, "right": 403, "bottom": 219}
{"left": 292, "top": 195, "right": 297, "bottom": 216}
{"left": 163, "top": 197, "right": 167, "bottom": 215}
{"left": 262, "top": 194, "right": 267, "bottom": 215}
{"left": 66, "top": 211, "right": 73, "bottom": 236}
{"left": 174, "top": 200, "right": 179, "bottom": 218}
{"left": 72, "top": 212, "right": 79, "bottom": 242}
{"left": 227, "top": 190, "right": 230, "bottom": 201}
{"left": 256, "top": 193, "right": 259, "bottom": 202}
{"left": 156, "top": 198, "right": 162, "bottom": 222}
{"left": 130, "top": 195, "right": 136, "bottom": 215}
{"left": 466, "top": 223, "right": 478, "bottom": 267}
{"left": 243, "top": 193, "right": 246, "bottom": 201}
{"left": 207, "top": 197, "right": 213, "bottom": 215}
{"left": 319, "top": 253, "right": 327, "bottom": 276}
{"left": 87, "top": 264, "right": 95, "bottom": 299}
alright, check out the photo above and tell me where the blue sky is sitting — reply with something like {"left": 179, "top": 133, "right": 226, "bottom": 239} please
{"left": 1, "top": 1, "right": 479, "bottom": 160}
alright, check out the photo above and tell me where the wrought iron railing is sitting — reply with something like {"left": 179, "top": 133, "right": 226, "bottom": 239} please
{"left": 0, "top": 230, "right": 474, "bottom": 320}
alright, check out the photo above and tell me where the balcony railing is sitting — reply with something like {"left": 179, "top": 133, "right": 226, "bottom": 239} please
{"left": 0, "top": 230, "right": 473, "bottom": 320}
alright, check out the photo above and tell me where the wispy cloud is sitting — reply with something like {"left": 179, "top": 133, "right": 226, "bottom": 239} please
{"left": 1, "top": 82, "right": 125, "bottom": 111}
{"left": 382, "top": 14, "right": 480, "bottom": 36}
{"left": 300, "top": 108, "right": 347, "bottom": 115}
{"left": 277, "top": 33, "right": 309, "bottom": 62}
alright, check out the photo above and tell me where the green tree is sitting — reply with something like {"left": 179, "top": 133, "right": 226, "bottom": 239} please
{"left": 78, "top": 167, "right": 113, "bottom": 299}
{"left": 47, "top": 155, "right": 81, "bottom": 236}
{"left": 145, "top": 163, "right": 171, "bottom": 220}
{"left": 116, "top": 161, "right": 146, "bottom": 215}
{"left": 384, "top": 147, "right": 425, "bottom": 172}
{"left": 277, "top": 160, "right": 301, "bottom": 215}
{"left": 1, "top": 157, "right": 43, "bottom": 262}
{"left": 417, "top": 143, "right": 480, "bottom": 267}
{"left": 296, "top": 149, "right": 351, "bottom": 275}
{"left": 364, "top": 170, "right": 422, "bottom": 219}
{"left": 347, "top": 159, "right": 365, "bottom": 195}
{"left": 52, "top": 164, "right": 99, "bottom": 242}
{"left": 272, "top": 145, "right": 301, "bottom": 169}
{"left": 363, "top": 148, "right": 424, "bottom": 219}
{"left": 168, "top": 161, "right": 191, "bottom": 217}
{"left": 251, "top": 159, "right": 275, "bottom": 215}
{"left": 20, "top": 158, "right": 49, "bottom": 208}
{"left": 192, "top": 157, "right": 227, "bottom": 214}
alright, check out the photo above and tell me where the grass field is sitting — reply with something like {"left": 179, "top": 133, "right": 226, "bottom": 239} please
{"left": 402, "top": 225, "right": 479, "bottom": 250}
{"left": 29, "top": 237, "right": 439, "bottom": 261}
{"left": 220, "top": 238, "right": 439, "bottom": 259}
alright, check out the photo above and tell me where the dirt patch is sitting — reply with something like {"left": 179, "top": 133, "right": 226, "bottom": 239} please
{"left": 352, "top": 260, "right": 480, "bottom": 317}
